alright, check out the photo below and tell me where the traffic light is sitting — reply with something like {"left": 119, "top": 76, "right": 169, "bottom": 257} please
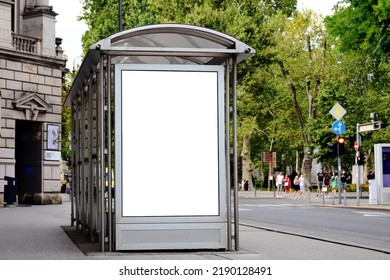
{"left": 327, "top": 142, "right": 337, "bottom": 155}
{"left": 357, "top": 153, "right": 366, "bottom": 165}
{"left": 338, "top": 136, "right": 345, "bottom": 155}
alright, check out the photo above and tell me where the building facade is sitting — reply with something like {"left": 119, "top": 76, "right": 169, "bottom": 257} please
{"left": 0, "top": 0, "right": 66, "bottom": 205}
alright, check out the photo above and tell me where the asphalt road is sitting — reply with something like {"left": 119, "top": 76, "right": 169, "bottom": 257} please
{"left": 239, "top": 197, "right": 390, "bottom": 254}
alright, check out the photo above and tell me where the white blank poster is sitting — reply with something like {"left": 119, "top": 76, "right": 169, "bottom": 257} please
{"left": 120, "top": 67, "right": 222, "bottom": 217}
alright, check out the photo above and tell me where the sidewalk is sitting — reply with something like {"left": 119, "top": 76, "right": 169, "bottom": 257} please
{"left": 1, "top": 192, "right": 389, "bottom": 260}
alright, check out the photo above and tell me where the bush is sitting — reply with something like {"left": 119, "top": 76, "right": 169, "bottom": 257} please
{"left": 346, "top": 183, "right": 368, "bottom": 192}
{"left": 254, "top": 179, "right": 263, "bottom": 189}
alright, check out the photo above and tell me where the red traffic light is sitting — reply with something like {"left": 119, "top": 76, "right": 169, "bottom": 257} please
{"left": 338, "top": 136, "right": 345, "bottom": 144}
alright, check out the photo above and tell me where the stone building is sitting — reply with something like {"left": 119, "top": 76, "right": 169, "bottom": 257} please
{"left": 0, "top": 0, "right": 66, "bottom": 205}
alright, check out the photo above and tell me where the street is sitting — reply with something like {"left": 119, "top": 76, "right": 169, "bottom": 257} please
{"left": 239, "top": 196, "right": 390, "bottom": 255}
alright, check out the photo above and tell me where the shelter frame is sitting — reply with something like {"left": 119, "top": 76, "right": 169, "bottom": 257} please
{"left": 65, "top": 24, "right": 254, "bottom": 252}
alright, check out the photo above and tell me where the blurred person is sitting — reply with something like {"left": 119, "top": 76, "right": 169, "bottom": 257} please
{"left": 276, "top": 172, "right": 284, "bottom": 198}
{"left": 298, "top": 173, "right": 305, "bottom": 199}
{"left": 284, "top": 174, "right": 291, "bottom": 197}
{"left": 317, "top": 169, "right": 325, "bottom": 197}
{"left": 340, "top": 170, "right": 349, "bottom": 194}
{"left": 331, "top": 171, "right": 338, "bottom": 198}
{"left": 323, "top": 172, "right": 331, "bottom": 198}
{"left": 292, "top": 175, "right": 300, "bottom": 199}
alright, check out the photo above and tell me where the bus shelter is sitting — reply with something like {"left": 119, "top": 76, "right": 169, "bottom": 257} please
{"left": 64, "top": 24, "right": 254, "bottom": 251}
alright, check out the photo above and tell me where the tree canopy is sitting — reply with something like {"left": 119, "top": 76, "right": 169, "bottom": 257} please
{"left": 68, "top": 0, "right": 390, "bottom": 187}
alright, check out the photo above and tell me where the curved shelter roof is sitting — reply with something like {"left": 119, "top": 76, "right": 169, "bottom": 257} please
{"left": 65, "top": 23, "right": 255, "bottom": 105}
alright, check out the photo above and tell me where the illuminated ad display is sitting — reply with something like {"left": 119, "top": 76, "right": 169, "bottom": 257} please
{"left": 382, "top": 147, "right": 390, "bottom": 187}
{"left": 116, "top": 64, "right": 224, "bottom": 217}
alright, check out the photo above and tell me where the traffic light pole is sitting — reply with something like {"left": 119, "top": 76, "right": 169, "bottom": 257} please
{"left": 356, "top": 124, "right": 361, "bottom": 206}
{"left": 337, "top": 141, "right": 342, "bottom": 204}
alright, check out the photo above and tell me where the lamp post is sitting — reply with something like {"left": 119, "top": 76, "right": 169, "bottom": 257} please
{"left": 119, "top": 0, "right": 123, "bottom": 32}
{"left": 282, "top": 154, "right": 286, "bottom": 175}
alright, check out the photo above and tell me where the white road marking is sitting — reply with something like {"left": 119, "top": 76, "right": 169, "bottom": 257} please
{"left": 354, "top": 211, "right": 390, "bottom": 218}
{"left": 239, "top": 204, "right": 300, "bottom": 212}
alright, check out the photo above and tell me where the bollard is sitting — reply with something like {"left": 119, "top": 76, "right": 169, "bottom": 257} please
{"left": 3, "top": 176, "right": 17, "bottom": 207}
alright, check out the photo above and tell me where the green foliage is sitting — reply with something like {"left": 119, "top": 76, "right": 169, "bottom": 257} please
{"left": 80, "top": 0, "right": 158, "bottom": 52}
{"left": 325, "top": 0, "right": 390, "bottom": 59}
{"left": 346, "top": 184, "right": 369, "bottom": 192}
{"left": 74, "top": 0, "right": 390, "bottom": 179}
{"left": 61, "top": 71, "right": 74, "bottom": 161}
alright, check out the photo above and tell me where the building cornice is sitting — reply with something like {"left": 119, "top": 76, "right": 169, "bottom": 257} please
{"left": 0, "top": 47, "right": 66, "bottom": 68}
{"left": 0, "top": 1, "right": 14, "bottom": 5}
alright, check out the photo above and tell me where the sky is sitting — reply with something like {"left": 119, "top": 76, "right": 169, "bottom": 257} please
{"left": 51, "top": 0, "right": 87, "bottom": 70}
{"left": 51, "top": 0, "right": 339, "bottom": 70}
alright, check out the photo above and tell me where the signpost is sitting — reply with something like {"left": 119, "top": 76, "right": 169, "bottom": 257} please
{"left": 354, "top": 142, "right": 359, "bottom": 152}
{"left": 329, "top": 103, "right": 346, "bottom": 205}
{"left": 355, "top": 115, "right": 385, "bottom": 205}
{"left": 329, "top": 103, "right": 347, "bottom": 121}
{"left": 262, "top": 151, "right": 276, "bottom": 166}
{"left": 332, "top": 121, "right": 346, "bottom": 135}
{"left": 262, "top": 152, "right": 277, "bottom": 196}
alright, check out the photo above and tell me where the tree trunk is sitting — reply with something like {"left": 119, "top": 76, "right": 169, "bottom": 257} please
{"left": 241, "top": 135, "right": 253, "bottom": 190}
{"left": 302, "top": 145, "right": 313, "bottom": 190}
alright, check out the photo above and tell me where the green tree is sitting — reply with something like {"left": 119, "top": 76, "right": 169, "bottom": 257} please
{"left": 80, "top": 0, "right": 158, "bottom": 52}
{"left": 325, "top": 0, "right": 390, "bottom": 59}
{"left": 325, "top": 0, "right": 390, "bottom": 171}
{"left": 266, "top": 10, "right": 339, "bottom": 186}
{"left": 79, "top": 0, "right": 298, "bottom": 190}
{"left": 61, "top": 72, "right": 74, "bottom": 162}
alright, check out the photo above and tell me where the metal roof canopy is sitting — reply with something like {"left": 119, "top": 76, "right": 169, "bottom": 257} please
{"left": 65, "top": 23, "right": 254, "bottom": 106}
{"left": 65, "top": 23, "right": 254, "bottom": 252}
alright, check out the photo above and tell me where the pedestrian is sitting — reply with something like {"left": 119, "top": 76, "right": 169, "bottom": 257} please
{"left": 284, "top": 174, "right": 291, "bottom": 197}
{"left": 323, "top": 172, "right": 330, "bottom": 198}
{"left": 347, "top": 170, "right": 352, "bottom": 184}
{"left": 292, "top": 175, "right": 300, "bottom": 199}
{"left": 317, "top": 169, "right": 325, "bottom": 197}
{"left": 298, "top": 173, "right": 305, "bottom": 199}
{"left": 243, "top": 180, "right": 249, "bottom": 191}
{"left": 367, "top": 170, "right": 375, "bottom": 181}
{"left": 340, "top": 170, "right": 348, "bottom": 194}
{"left": 331, "top": 171, "right": 338, "bottom": 198}
{"left": 276, "top": 172, "right": 284, "bottom": 198}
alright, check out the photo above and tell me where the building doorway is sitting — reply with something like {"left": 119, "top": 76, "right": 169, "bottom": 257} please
{"left": 15, "top": 121, "right": 43, "bottom": 204}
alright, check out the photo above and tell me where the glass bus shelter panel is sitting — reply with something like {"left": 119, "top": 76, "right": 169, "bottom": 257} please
{"left": 111, "top": 55, "right": 203, "bottom": 66}
{"left": 115, "top": 64, "right": 227, "bottom": 250}
{"left": 110, "top": 32, "right": 231, "bottom": 49}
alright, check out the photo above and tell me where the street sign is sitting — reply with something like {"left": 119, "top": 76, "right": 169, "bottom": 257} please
{"left": 354, "top": 141, "right": 359, "bottom": 151}
{"left": 262, "top": 152, "right": 276, "bottom": 167}
{"left": 332, "top": 121, "right": 346, "bottom": 135}
{"left": 329, "top": 103, "right": 347, "bottom": 120}
{"left": 358, "top": 122, "right": 381, "bottom": 133}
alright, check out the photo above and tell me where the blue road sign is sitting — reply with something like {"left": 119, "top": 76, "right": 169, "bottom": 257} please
{"left": 332, "top": 121, "right": 346, "bottom": 135}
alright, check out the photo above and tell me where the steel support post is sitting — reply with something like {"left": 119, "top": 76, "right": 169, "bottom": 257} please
{"left": 88, "top": 77, "right": 95, "bottom": 241}
{"left": 225, "top": 58, "right": 232, "bottom": 251}
{"left": 70, "top": 101, "right": 76, "bottom": 227}
{"left": 74, "top": 100, "right": 81, "bottom": 229}
{"left": 232, "top": 56, "right": 239, "bottom": 250}
{"left": 99, "top": 56, "right": 106, "bottom": 252}
{"left": 81, "top": 90, "right": 87, "bottom": 233}
{"left": 107, "top": 56, "right": 113, "bottom": 252}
